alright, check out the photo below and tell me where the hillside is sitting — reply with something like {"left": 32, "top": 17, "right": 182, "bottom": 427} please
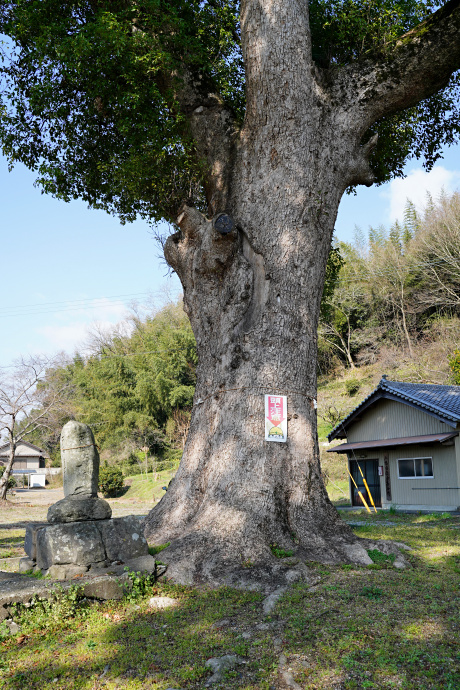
{"left": 317, "top": 320, "right": 460, "bottom": 503}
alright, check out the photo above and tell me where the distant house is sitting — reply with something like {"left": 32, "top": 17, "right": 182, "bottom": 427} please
{"left": 327, "top": 377, "right": 460, "bottom": 512}
{"left": 0, "top": 440, "right": 50, "bottom": 487}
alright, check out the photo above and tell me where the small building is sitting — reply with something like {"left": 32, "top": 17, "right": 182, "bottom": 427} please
{"left": 0, "top": 440, "right": 49, "bottom": 487}
{"left": 327, "top": 377, "right": 460, "bottom": 512}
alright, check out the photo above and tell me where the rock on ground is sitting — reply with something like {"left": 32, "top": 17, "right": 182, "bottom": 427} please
{"left": 148, "top": 596, "right": 178, "bottom": 610}
{"left": 263, "top": 587, "right": 288, "bottom": 615}
{"left": 205, "top": 655, "right": 243, "bottom": 685}
{"left": 0, "top": 571, "right": 135, "bottom": 612}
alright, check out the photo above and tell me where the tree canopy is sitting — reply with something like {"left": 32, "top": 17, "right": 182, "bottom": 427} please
{"left": 1, "top": 0, "right": 458, "bottom": 224}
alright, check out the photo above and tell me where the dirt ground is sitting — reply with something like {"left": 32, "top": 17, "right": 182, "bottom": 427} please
{"left": 11, "top": 487, "right": 64, "bottom": 505}
{"left": 1, "top": 487, "right": 155, "bottom": 527}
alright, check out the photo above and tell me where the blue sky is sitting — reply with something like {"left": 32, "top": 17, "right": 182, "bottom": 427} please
{"left": 1, "top": 145, "right": 459, "bottom": 368}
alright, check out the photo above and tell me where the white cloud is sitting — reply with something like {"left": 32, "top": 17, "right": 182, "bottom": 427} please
{"left": 382, "top": 166, "right": 460, "bottom": 223}
{"left": 37, "top": 323, "right": 93, "bottom": 353}
{"left": 36, "top": 298, "right": 130, "bottom": 354}
{"left": 52, "top": 298, "right": 128, "bottom": 323}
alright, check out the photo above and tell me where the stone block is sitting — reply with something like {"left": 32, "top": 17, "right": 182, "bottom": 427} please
{"left": 47, "top": 495, "right": 111, "bottom": 523}
{"left": 88, "top": 554, "right": 156, "bottom": 577}
{"left": 36, "top": 522, "right": 106, "bottom": 570}
{"left": 97, "top": 516, "right": 148, "bottom": 562}
{"left": 83, "top": 574, "right": 131, "bottom": 600}
{"left": 18, "top": 557, "right": 36, "bottom": 573}
{"left": 45, "top": 564, "right": 89, "bottom": 580}
{"left": 24, "top": 523, "right": 47, "bottom": 560}
{"left": 123, "top": 554, "right": 156, "bottom": 574}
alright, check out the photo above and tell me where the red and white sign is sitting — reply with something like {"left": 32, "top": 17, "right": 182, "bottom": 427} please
{"left": 265, "top": 394, "right": 287, "bottom": 442}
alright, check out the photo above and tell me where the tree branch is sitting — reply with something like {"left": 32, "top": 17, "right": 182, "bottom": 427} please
{"left": 337, "top": 0, "right": 460, "bottom": 131}
{"left": 151, "top": 58, "right": 239, "bottom": 217}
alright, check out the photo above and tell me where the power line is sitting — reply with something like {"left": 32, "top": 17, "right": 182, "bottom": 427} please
{"left": 0, "top": 291, "right": 153, "bottom": 319}
{"left": 0, "top": 291, "right": 150, "bottom": 313}
{"left": 0, "top": 259, "right": 454, "bottom": 315}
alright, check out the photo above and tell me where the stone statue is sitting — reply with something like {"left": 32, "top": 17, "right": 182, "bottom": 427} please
{"left": 47, "top": 421, "right": 112, "bottom": 523}
{"left": 21, "top": 420, "right": 156, "bottom": 582}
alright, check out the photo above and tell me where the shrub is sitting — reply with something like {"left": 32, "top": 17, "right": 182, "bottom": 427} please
{"left": 98, "top": 466, "right": 124, "bottom": 497}
{"left": 359, "top": 585, "right": 383, "bottom": 599}
{"left": 449, "top": 349, "right": 460, "bottom": 384}
{"left": 367, "top": 549, "right": 396, "bottom": 566}
{"left": 6, "top": 475, "right": 17, "bottom": 490}
{"left": 123, "top": 463, "right": 142, "bottom": 477}
{"left": 345, "top": 378, "right": 361, "bottom": 396}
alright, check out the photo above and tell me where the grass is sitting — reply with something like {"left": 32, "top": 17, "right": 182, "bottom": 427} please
{"left": 148, "top": 543, "right": 170, "bottom": 557}
{"left": 269, "top": 543, "right": 294, "bottom": 559}
{"left": 1, "top": 511, "right": 459, "bottom": 689}
{"left": 317, "top": 420, "right": 332, "bottom": 442}
{"left": 0, "top": 529, "right": 26, "bottom": 561}
{"left": 326, "top": 478, "right": 350, "bottom": 506}
{"left": 121, "top": 469, "right": 177, "bottom": 503}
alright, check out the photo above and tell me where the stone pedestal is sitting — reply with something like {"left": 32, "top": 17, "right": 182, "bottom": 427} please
{"left": 24, "top": 516, "right": 153, "bottom": 580}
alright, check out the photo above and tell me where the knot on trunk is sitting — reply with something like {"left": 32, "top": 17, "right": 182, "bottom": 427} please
{"left": 164, "top": 204, "right": 259, "bottom": 366}
{"left": 165, "top": 205, "right": 239, "bottom": 283}
{"left": 347, "top": 133, "right": 378, "bottom": 187}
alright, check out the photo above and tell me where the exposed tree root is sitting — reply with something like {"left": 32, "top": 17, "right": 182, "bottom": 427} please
{"left": 144, "top": 512, "right": 409, "bottom": 588}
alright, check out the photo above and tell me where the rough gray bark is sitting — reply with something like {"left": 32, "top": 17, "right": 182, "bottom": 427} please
{"left": 143, "top": 0, "right": 460, "bottom": 583}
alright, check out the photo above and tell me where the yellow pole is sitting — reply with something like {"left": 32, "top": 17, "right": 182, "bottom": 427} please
{"left": 347, "top": 466, "right": 371, "bottom": 513}
{"left": 356, "top": 462, "right": 378, "bottom": 513}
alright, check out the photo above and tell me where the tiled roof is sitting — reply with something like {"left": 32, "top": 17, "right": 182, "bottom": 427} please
{"left": 0, "top": 440, "right": 49, "bottom": 458}
{"left": 328, "top": 377, "right": 460, "bottom": 441}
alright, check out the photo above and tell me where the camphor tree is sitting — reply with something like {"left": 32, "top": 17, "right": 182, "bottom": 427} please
{"left": 1, "top": 1, "right": 459, "bottom": 582}
{"left": 0, "top": 356, "right": 71, "bottom": 501}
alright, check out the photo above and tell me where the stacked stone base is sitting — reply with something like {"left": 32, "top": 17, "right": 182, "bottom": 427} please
{"left": 22, "top": 515, "right": 157, "bottom": 580}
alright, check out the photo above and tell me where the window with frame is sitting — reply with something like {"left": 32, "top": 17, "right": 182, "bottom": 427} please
{"left": 397, "top": 457, "right": 433, "bottom": 479}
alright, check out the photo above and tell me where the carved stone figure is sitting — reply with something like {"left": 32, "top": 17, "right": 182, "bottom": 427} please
{"left": 21, "top": 422, "right": 155, "bottom": 581}
{"left": 47, "top": 421, "right": 112, "bottom": 523}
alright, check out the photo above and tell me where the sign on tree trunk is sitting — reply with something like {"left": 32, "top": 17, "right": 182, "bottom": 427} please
{"left": 265, "top": 395, "right": 287, "bottom": 442}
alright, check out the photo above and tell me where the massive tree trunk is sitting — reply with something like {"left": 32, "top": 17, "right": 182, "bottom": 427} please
{"left": 143, "top": 0, "right": 460, "bottom": 584}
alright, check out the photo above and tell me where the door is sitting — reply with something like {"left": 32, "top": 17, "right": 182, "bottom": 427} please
{"left": 350, "top": 459, "right": 381, "bottom": 508}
